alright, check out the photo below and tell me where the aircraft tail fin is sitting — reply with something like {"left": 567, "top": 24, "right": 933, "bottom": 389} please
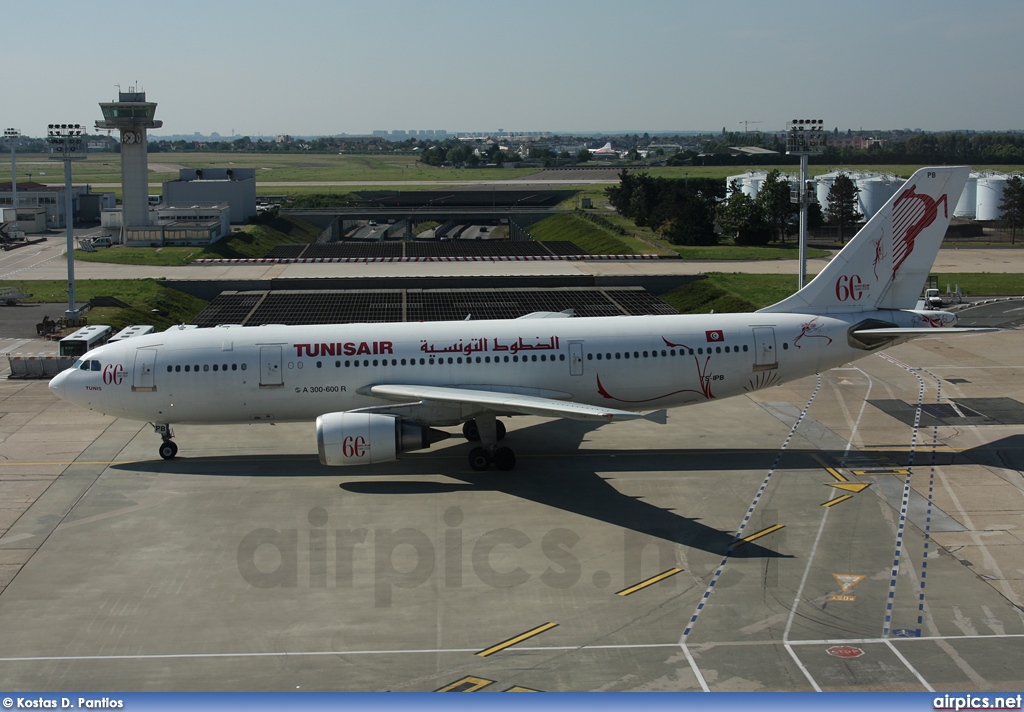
{"left": 758, "top": 166, "right": 971, "bottom": 314}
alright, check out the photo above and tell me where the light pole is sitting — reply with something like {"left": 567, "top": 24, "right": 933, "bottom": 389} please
{"left": 4, "top": 128, "right": 19, "bottom": 234}
{"left": 47, "top": 123, "right": 86, "bottom": 321}
{"left": 786, "top": 118, "right": 824, "bottom": 289}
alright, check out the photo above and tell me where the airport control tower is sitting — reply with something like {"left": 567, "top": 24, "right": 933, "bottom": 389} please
{"left": 96, "top": 88, "right": 162, "bottom": 227}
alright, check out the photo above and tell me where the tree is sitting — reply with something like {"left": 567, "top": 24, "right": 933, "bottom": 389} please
{"left": 999, "top": 175, "right": 1024, "bottom": 245}
{"left": 576, "top": 148, "right": 592, "bottom": 163}
{"left": 718, "top": 180, "right": 771, "bottom": 245}
{"left": 757, "top": 170, "right": 796, "bottom": 243}
{"left": 824, "top": 173, "right": 863, "bottom": 244}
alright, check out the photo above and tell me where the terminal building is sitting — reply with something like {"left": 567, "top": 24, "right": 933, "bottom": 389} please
{"left": 0, "top": 181, "right": 115, "bottom": 230}
{"left": 162, "top": 168, "right": 256, "bottom": 223}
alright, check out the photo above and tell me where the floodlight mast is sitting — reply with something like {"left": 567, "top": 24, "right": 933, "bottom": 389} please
{"left": 47, "top": 123, "right": 86, "bottom": 321}
{"left": 785, "top": 119, "right": 824, "bottom": 289}
{"left": 4, "top": 129, "right": 19, "bottom": 233}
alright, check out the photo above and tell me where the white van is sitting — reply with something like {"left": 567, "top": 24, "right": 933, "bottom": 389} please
{"left": 91, "top": 237, "right": 112, "bottom": 248}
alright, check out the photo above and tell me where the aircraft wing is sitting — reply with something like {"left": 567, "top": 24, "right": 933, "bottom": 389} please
{"left": 366, "top": 384, "right": 642, "bottom": 422}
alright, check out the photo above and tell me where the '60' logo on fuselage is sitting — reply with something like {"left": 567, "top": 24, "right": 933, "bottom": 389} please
{"left": 835, "top": 274, "right": 867, "bottom": 302}
{"left": 102, "top": 363, "right": 126, "bottom": 385}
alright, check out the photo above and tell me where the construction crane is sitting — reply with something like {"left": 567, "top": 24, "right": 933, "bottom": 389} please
{"left": 740, "top": 120, "right": 764, "bottom": 132}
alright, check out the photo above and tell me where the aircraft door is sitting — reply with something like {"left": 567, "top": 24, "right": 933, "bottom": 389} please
{"left": 752, "top": 327, "right": 778, "bottom": 372}
{"left": 569, "top": 341, "right": 584, "bottom": 376}
{"left": 132, "top": 348, "right": 158, "bottom": 392}
{"left": 260, "top": 345, "right": 284, "bottom": 388}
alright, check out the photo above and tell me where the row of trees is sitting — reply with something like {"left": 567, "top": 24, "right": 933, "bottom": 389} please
{"left": 605, "top": 172, "right": 724, "bottom": 245}
{"left": 999, "top": 175, "right": 1024, "bottom": 243}
{"left": 606, "top": 170, "right": 867, "bottom": 246}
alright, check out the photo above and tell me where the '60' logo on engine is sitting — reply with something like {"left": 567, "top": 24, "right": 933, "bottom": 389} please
{"left": 835, "top": 274, "right": 867, "bottom": 302}
{"left": 102, "top": 363, "right": 126, "bottom": 385}
{"left": 342, "top": 436, "right": 367, "bottom": 458}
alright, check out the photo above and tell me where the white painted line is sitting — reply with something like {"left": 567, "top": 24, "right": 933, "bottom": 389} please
{"left": 784, "top": 508, "right": 831, "bottom": 643}
{"left": 884, "top": 638, "right": 935, "bottom": 692}
{"left": 681, "top": 643, "right": 710, "bottom": 692}
{"left": 784, "top": 643, "right": 823, "bottom": 692}
{"left": 1, "top": 635, "right": 1022, "bottom": 664}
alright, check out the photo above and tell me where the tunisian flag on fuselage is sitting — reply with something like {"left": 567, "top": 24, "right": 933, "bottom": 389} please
{"left": 705, "top": 330, "right": 724, "bottom": 342}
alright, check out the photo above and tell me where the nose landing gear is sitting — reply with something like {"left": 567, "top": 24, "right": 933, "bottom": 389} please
{"left": 154, "top": 423, "right": 177, "bottom": 460}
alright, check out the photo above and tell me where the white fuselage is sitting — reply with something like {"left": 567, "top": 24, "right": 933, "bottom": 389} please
{"left": 48, "top": 310, "right": 932, "bottom": 427}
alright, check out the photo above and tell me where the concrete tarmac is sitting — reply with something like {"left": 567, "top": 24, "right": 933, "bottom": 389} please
{"left": 0, "top": 327, "right": 1022, "bottom": 691}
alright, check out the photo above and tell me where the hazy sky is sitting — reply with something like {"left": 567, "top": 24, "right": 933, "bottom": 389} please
{"left": 8, "top": 0, "right": 1023, "bottom": 137}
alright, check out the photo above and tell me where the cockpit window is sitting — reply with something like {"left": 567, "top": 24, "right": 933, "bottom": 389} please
{"left": 92, "top": 361, "right": 101, "bottom": 371}
{"left": 74, "top": 359, "right": 85, "bottom": 370}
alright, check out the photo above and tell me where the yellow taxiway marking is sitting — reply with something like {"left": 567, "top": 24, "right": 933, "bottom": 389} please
{"left": 435, "top": 676, "right": 495, "bottom": 692}
{"left": 822, "top": 494, "right": 854, "bottom": 507}
{"left": 811, "top": 454, "right": 848, "bottom": 482}
{"left": 731, "top": 524, "right": 785, "bottom": 548}
{"left": 833, "top": 573, "right": 866, "bottom": 592}
{"left": 504, "top": 686, "right": 540, "bottom": 692}
{"left": 827, "top": 482, "right": 871, "bottom": 493}
{"left": 476, "top": 622, "right": 558, "bottom": 658}
{"left": 852, "top": 468, "right": 910, "bottom": 476}
{"left": 616, "top": 567, "right": 683, "bottom": 596}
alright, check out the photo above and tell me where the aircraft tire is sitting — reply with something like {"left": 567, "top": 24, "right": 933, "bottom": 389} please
{"left": 468, "top": 447, "right": 491, "bottom": 471}
{"left": 493, "top": 446, "right": 516, "bottom": 471}
{"left": 159, "top": 441, "right": 178, "bottom": 460}
{"left": 463, "top": 421, "right": 480, "bottom": 441}
{"left": 495, "top": 419, "right": 506, "bottom": 441}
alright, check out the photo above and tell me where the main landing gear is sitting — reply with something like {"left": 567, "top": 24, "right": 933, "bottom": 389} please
{"left": 154, "top": 423, "right": 178, "bottom": 460}
{"left": 462, "top": 414, "right": 515, "bottom": 471}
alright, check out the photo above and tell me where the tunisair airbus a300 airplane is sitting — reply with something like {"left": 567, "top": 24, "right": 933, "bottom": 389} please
{"left": 49, "top": 166, "right": 984, "bottom": 471}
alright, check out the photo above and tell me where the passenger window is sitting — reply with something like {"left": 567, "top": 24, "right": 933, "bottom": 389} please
{"left": 176, "top": 365, "right": 181, "bottom": 372}
{"left": 213, "top": 364, "right": 219, "bottom": 371}
{"left": 373, "top": 360, "right": 379, "bottom": 367}
{"left": 241, "top": 363, "right": 247, "bottom": 370}
{"left": 531, "top": 355, "right": 538, "bottom": 362}
{"left": 670, "top": 350, "right": 676, "bottom": 356}
{"left": 715, "top": 347, "right": 721, "bottom": 354}
{"left": 783, "top": 343, "right": 789, "bottom": 350}
{"left": 587, "top": 353, "right": 593, "bottom": 360}
{"left": 231, "top": 364, "right": 237, "bottom": 371}
{"left": 185, "top": 365, "right": 190, "bottom": 372}
{"left": 401, "top": 359, "right": 407, "bottom": 366}
{"left": 697, "top": 348, "right": 703, "bottom": 355}
{"left": 596, "top": 353, "right": 602, "bottom": 360}
{"left": 204, "top": 364, "right": 210, "bottom": 372}
{"left": 167, "top": 365, "right": 173, "bottom": 373}
{"left": 624, "top": 352, "right": 630, "bottom": 359}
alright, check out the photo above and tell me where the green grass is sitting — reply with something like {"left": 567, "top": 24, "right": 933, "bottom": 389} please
{"left": 658, "top": 278, "right": 758, "bottom": 314}
{"left": 670, "top": 243, "right": 831, "bottom": 260}
{"left": 929, "top": 273, "right": 1024, "bottom": 296}
{"left": 4, "top": 152, "right": 544, "bottom": 186}
{"left": 660, "top": 271, "right": 1023, "bottom": 315}
{"left": 528, "top": 213, "right": 636, "bottom": 254}
{"left": 0, "top": 279, "right": 208, "bottom": 332}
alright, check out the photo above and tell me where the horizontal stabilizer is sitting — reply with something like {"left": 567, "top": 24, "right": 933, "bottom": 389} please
{"left": 517, "top": 309, "right": 575, "bottom": 319}
{"left": 852, "top": 327, "right": 998, "bottom": 337}
{"left": 851, "top": 326, "right": 997, "bottom": 347}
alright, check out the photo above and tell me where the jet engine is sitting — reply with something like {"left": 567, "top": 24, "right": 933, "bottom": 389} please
{"left": 316, "top": 412, "right": 449, "bottom": 466}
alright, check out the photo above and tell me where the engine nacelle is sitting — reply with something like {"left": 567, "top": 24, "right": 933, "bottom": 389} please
{"left": 316, "top": 412, "right": 448, "bottom": 466}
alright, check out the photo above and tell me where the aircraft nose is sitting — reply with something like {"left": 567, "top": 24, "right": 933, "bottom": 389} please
{"left": 48, "top": 370, "right": 67, "bottom": 400}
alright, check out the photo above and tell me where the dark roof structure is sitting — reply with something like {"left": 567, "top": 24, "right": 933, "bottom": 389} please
{"left": 191, "top": 287, "right": 677, "bottom": 327}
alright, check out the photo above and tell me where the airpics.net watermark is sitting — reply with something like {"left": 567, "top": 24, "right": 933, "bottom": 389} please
{"left": 236, "top": 506, "right": 681, "bottom": 606}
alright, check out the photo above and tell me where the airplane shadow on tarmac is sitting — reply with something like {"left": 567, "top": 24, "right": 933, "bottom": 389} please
{"left": 116, "top": 419, "right": 1022, "bottom": 559}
